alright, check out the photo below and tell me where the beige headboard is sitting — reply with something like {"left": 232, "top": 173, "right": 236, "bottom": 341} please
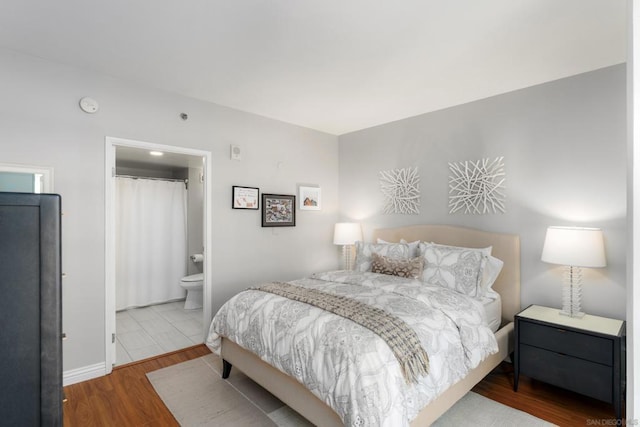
{"left": 372, "top": 224, "right": 521, "bottom": 324}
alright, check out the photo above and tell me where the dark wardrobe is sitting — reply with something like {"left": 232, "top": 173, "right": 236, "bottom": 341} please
{"left": 0, "top": 192, "right": 63, "bottom": 425}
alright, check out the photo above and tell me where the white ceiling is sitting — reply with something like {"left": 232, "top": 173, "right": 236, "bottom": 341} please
{"left": 0, "top": 0, "right": 627, "bottom": 135}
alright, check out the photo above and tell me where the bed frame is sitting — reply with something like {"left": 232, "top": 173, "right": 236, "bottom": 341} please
{"left": 220, "top": 225, "right": 521, "bottom": 426}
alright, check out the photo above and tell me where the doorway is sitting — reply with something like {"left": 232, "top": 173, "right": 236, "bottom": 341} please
{"left": 105, "top": 137, "right": 212, "bottom": 372}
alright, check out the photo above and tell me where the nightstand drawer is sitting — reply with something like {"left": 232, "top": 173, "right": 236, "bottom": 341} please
{"left": 520, "top": 344, "right": 612, "bottom": 403}
{"left": 519, "top": 321, "right": 612, "bottom": 365}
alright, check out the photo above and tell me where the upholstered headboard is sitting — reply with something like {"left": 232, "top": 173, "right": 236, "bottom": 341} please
{"left": 372, "top": 225, "right": 521, "bottom": 324}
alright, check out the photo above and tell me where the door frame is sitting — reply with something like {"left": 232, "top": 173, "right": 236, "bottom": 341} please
{"left": 104, "top": 136, "right": 213, "bottom": 373}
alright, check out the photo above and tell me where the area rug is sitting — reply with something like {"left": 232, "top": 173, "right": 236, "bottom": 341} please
{"left": 147, "top": 354, "right": 556, "bottom": 426}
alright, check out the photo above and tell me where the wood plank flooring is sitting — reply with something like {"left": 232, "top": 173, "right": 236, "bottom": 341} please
{"left": 63, "top": 344, "right": 620, "bottom": 426}
{"left": 63, "top": 345, "right": 210, "bottom": 427}
{"left": 472, "top": 363, "right": 619, "bottom": 426}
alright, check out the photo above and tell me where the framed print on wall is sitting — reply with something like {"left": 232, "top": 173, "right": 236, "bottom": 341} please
{"left": 262, "top": 193, "right": 296, "bottom": 227}
{"left": 232, "top": 186, "right": 259, "bottom": 210}
{"left": 299, "top": 186, "right": 321, "bottom": 211}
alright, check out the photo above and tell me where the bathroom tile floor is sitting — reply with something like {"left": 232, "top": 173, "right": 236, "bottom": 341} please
{"left": 115, "top": 300, "right": 204, "bottom": 366}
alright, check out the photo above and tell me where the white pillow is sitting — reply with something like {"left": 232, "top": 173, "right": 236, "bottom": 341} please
{"left": 419, "top": 242, "right": 502, "bottom": 298}
{"left": 481, "top": 255, "right": 504, "bottom": 299}
{"left": 426, "top": 242, "right": 503, "bottom": 293}
{"left": 420, "top": 242, "right": 485, "bottom": 297}
{"left": 355, "top": 241, "right": 410, "bottom": 272}
{"left": 376, "top": 238, "right": 421, "bottom": 258}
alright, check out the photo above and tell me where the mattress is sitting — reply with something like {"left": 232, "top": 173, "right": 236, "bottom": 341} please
{"left": 483, "top": 294, "right": 502, "bottom": 333}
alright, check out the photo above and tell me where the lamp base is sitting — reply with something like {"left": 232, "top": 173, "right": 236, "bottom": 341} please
{"left": 559, "top": 309, "right": 585, "bottom": 318}
{"left": 560, "top": 265, "right": 585, "bottom": 319}
{"left": 341, "top": 245, "right": 353, "bottom": 270}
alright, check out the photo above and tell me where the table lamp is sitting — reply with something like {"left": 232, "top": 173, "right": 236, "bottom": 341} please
{"left": 541, "top": 226, "right": 606, "bottom": 318}
{"left": 333, "top": 223, "right": 362, "bottom": 270}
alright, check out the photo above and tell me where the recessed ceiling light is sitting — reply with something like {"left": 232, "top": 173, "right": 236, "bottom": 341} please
{"left": 150, "top": 151, "right": 164, "bottom": 156}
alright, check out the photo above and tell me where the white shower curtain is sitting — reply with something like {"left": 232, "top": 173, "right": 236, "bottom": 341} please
{"left": 116, "top": 177, "right": 188, "bottom": 310}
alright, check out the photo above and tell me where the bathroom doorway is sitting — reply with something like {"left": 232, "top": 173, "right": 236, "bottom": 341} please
{"left": 105, "top": 137, "right": 212, "bottom": 372}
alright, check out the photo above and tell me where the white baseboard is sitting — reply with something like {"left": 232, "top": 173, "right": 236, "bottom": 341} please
{"left": 63, "top": 362, "right": 107, "bottom": 386}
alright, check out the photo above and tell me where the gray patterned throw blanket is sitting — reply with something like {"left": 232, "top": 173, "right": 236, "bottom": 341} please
{"left": 256, "top": 281, "right": 430, "bottom": 384}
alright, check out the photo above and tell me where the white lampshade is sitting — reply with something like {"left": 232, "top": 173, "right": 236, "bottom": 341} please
{"left": 333, "top": 223, "right": 362, "bottom": 245}
{"left": 541, "top": 226, "right": 606, "bottom": 268}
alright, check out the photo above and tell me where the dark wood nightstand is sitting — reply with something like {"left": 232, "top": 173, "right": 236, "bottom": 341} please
{"left": 514, "top": 305, "right": 625, "bottom": 420}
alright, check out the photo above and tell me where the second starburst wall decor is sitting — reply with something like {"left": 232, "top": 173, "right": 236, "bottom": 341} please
{"left": 448, "top": 156, "right": 506, "bottom": 214}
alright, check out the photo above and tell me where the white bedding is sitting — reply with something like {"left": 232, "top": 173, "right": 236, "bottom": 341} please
{"left": 206, "top": 270, "right": 498, "bottom": 427}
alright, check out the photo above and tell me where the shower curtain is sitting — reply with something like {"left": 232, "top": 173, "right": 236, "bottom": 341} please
{"left": 116, "top": 177, "right": 187, "bottom": 310}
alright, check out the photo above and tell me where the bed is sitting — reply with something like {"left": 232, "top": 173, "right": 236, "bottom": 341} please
{"left": 206, "top": 225, "right": 521, "bottom": 426}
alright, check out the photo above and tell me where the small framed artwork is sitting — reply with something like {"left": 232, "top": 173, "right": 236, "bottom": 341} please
{"left": 232, "top": 186, "right": 259, "bottom": 210}
{"left": 262, "top": 193, "right": 296, "bottom": 227}
{"left": 299, "top": 186, "right": 321, "bottom": 211}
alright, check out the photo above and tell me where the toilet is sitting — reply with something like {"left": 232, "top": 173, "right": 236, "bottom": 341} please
{"left": 180, "top": 273, "right": 203, "bottom": 309}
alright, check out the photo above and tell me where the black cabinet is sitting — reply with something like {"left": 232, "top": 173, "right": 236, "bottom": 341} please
{"left": 0, "top": 192, "right": 62, "bottom": 426}
{"left": 514, "top": 305, "right": 625, "bottom": 420}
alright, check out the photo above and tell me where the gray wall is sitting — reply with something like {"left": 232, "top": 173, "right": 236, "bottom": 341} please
{"left": 0, "top": 48, "right": 339, "bottom": 373}
{"left": 338, "top": 64, "right": 627, "bottom": 320}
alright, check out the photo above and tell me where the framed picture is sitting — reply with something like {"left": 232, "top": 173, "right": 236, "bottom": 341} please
{"left": 232, "top": 186, "right": 259, "bottom": 210}
{"left": 262, "top": 193, "right": 296, "bottom": 227}
{"left": 299, "top": 186, "right": 321, "bottom": 211}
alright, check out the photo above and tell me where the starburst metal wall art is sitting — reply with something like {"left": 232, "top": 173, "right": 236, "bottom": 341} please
{"left": 448, "top": 156, "right": 506, "bottom": 214}
{"left": 379, "top": 167, "right": 420, "bottom": 214}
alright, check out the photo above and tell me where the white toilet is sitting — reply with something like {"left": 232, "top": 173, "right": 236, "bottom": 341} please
{"left": 180, "top": 273, "right": 203, "bottom": 309}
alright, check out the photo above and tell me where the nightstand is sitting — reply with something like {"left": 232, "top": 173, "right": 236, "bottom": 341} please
{"left": 514, "top": 305, "right": 625, "bottom": 420}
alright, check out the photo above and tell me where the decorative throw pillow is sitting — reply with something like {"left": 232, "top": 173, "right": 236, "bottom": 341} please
{"left": 420, "top": 242, "right": 487, "bottom": 297}
{"left": 371, "top": 253, "right": 424, "bottom": 279}
{"left": 354, "top": 241, "right": 410, "bottom": 272}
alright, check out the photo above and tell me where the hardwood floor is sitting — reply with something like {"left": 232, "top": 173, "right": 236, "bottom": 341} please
{"left": 471, "top": 363, "right": 620, "bottom": 426}
{"left": 63, "top": 345, "right": 210, "bottom": 427}
{"left": 63, "top": 345, "right": 620, "bottom": 426}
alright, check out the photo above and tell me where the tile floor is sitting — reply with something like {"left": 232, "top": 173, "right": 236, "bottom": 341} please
{"left": 115, "top": 300, "right": 204, "bottom": 366}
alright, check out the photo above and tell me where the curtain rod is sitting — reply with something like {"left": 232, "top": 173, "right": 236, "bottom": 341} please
{"left": 116, "top": 174, "right": 188, "bottom": 184}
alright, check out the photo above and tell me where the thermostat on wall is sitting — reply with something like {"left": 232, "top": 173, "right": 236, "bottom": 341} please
{"left": 79, "top": 97, "right": 99, "bottom": 114}
{"left": 231, "top": 144, "right": 242, "bottom": 161}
